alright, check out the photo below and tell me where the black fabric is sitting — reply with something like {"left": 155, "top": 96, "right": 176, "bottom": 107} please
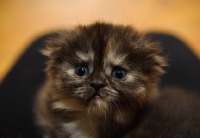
{"left": 0, "top": 33, "right": 200, "bottom": 137}
{"left": 0, "top": 34, "right": 49, "bottom": 138}
{"left": 147, "top": 33, "right": 200, "bottom": 92}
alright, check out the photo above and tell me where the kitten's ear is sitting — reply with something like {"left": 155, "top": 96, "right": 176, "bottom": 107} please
{"left": 141, "top": 35, "right": 168, "bottom": 76}
{"left": 150, "top": 42, "right": 168, "bottom": 75}
{"left": 41, "top": 32, "right": 67, "bottom": 57}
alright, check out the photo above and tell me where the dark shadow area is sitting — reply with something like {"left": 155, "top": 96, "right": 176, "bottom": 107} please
{"left": 0, "top": 34, "right": 50, "bottom": 138}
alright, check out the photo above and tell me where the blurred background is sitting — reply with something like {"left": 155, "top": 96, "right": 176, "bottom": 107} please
{"left": 0, "top": 0, "right": 200, "bottom": 83}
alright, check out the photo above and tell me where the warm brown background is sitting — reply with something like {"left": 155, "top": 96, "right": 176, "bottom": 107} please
{"left": 0, "top": 0, "right": 200, "bottom": 83}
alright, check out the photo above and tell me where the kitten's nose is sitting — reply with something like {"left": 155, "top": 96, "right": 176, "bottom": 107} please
{"left": 90, "top": 81, "right": 105, "bottom": 91}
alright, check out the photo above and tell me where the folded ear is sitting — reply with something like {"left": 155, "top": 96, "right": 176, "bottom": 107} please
{"left": 142, "top": 35, "right": 168, "bottom": 76}
{"left": 41, "top": 31, "right": 69, "bottom": 58}
{"left": 148, "top": 42, "right": 168, "bottom": 76}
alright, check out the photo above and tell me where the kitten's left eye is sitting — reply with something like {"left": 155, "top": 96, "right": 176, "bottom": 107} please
{"left": 111, "top": 69, "right": 126, "bottom": 79}
{"left": 75, "top": 66, "right": 89, "bottom": 76}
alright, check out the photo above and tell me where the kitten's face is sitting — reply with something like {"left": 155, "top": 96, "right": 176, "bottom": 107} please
{"left": 46, "top": 22, "right": 165, "bottom": 118}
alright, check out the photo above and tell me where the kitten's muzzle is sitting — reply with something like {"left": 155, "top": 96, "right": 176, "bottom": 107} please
{"left": 89, "top": 75, "right": 106, "bottom": 101}
{"left": 90, "top": 82, "right": 105, "bottom": 91}
{"left": 88, "top": 82, "right": 106, "bottom": 101}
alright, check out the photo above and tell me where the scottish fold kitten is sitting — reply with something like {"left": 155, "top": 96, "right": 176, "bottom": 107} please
{"left": 35, "top": 22, "right": 200, "bottom": 138}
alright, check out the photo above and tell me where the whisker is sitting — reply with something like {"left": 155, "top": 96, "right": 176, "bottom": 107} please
{"left": 87, "top": 103, "right": 93, "bottom": 125}
{"left": 104, "top": 110, "right": 107, "bottom": 123}
{"left": 111, "top": 99, "right": 122, "bottom": 118}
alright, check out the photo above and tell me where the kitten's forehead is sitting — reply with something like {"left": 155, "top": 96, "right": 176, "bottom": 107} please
{"left": 72, "top": 23, "right": 135, "bottom": 69}
{"left": 60, "top": 22, "right": 152, "bottom": 72}
{"left": 104, "top": 39, "right": 129, "bottom": 67}
{"left": 75, "top": 50, "right": 94, "bottom": 63}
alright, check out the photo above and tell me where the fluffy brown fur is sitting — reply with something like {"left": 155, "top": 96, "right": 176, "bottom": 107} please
{"left": 124, "top": 87, "right": 200, "bottom": 138}
{"left": 35, "top": 22, "right": 167, "bottom": 138}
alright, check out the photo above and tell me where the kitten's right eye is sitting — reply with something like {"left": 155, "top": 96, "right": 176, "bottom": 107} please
{"left": 75, "top": 66, "right": 89, "bottom": 76}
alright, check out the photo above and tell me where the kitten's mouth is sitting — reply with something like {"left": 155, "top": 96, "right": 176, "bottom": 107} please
{"left": 93, "top": 93, "right": 103, "bottom": 100}
{"left": 88, "top": 91, "right": 104, "bottom": 102}
{"left": 94, "top": 95, "right": 102, "bottom": 100}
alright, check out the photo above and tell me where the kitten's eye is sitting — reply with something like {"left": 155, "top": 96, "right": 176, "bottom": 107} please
{"left": 111, "top": 69, "right": 126, "bottom": 79}
{"left": 75, "top": 66, "right": 89, "bottom": 76}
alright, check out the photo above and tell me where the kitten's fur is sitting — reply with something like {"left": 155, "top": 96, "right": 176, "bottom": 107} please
{"left": 35, "top": 22, "right": 200, "bottom": 138}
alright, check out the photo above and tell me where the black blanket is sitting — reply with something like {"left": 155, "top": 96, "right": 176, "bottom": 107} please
{"left": 1, "top": 33, "right": 200, "bottom": 138}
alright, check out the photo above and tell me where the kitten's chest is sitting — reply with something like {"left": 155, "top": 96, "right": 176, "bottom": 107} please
{"left": 61, "top": 116, "right": 124, "bottom": 138}
{"left": 61, "top": 118, "right": 98, "bottom": 138}
{"left": 61, "top": 122, "right": 90, "bottom": 138}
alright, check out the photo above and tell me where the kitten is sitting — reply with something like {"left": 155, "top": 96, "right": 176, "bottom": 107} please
{"left": 34, "top": 22, "right": 200, "bottom": 138}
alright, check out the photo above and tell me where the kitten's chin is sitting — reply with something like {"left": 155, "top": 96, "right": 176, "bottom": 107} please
{"left": 92, "top": 95, "right": 105, "bottom": 105}
{"left": 87, "top": 96, "right": 110, "bottom": 116}
{"left": 89, "top": 95, "right": 106, "bottom": 107}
